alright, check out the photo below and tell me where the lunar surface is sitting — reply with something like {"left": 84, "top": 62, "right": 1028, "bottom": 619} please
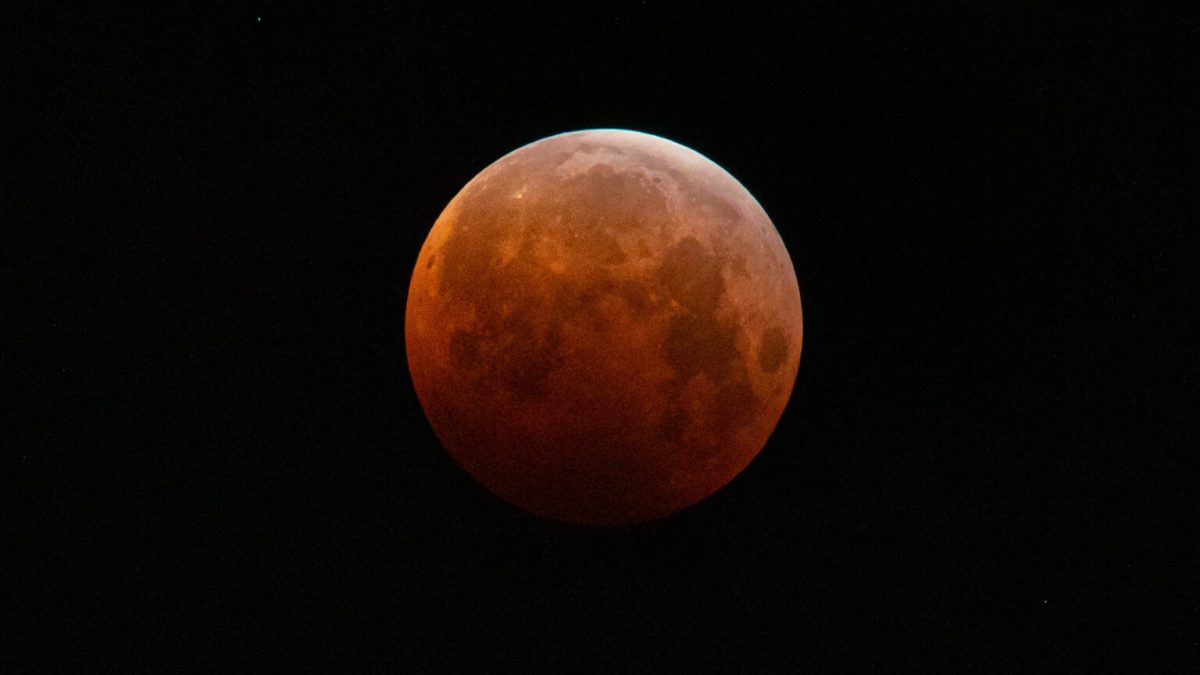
{"left": 405, "top": 129, "right": 803, "bottom": 525}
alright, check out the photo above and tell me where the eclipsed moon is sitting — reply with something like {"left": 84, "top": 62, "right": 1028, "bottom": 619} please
{"left": 405, "top": 129, "right": 803, "bottom": 526}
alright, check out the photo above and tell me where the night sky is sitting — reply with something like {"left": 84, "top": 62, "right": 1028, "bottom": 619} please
{"left": 11, "top": 2, "right": 1196, "bottom": 669}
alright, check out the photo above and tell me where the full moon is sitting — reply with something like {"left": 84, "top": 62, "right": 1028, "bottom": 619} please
{"left": 406, "top": 129, "right": 803, "bottom": 526}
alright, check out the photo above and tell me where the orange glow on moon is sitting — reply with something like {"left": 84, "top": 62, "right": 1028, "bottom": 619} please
{"left": 405, "top": 129, "right": 803, "bottom": 525}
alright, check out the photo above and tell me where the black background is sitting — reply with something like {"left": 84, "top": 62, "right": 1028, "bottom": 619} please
{"left": 10, "top": 1, "right": 1197, "bottom": 669}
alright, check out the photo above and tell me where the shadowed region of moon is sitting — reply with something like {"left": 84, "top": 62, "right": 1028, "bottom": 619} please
{"left": 405, "top": 129, "right": 803, "bottom": 526}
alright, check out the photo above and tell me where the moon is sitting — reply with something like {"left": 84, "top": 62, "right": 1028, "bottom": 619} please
{"left": 405, "top": 129, "right": 803, "bottom": 526}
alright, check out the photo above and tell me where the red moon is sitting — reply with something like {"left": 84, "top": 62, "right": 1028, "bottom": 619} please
{"left": 406, "top": 129, "right": 803, "bottom": 525}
